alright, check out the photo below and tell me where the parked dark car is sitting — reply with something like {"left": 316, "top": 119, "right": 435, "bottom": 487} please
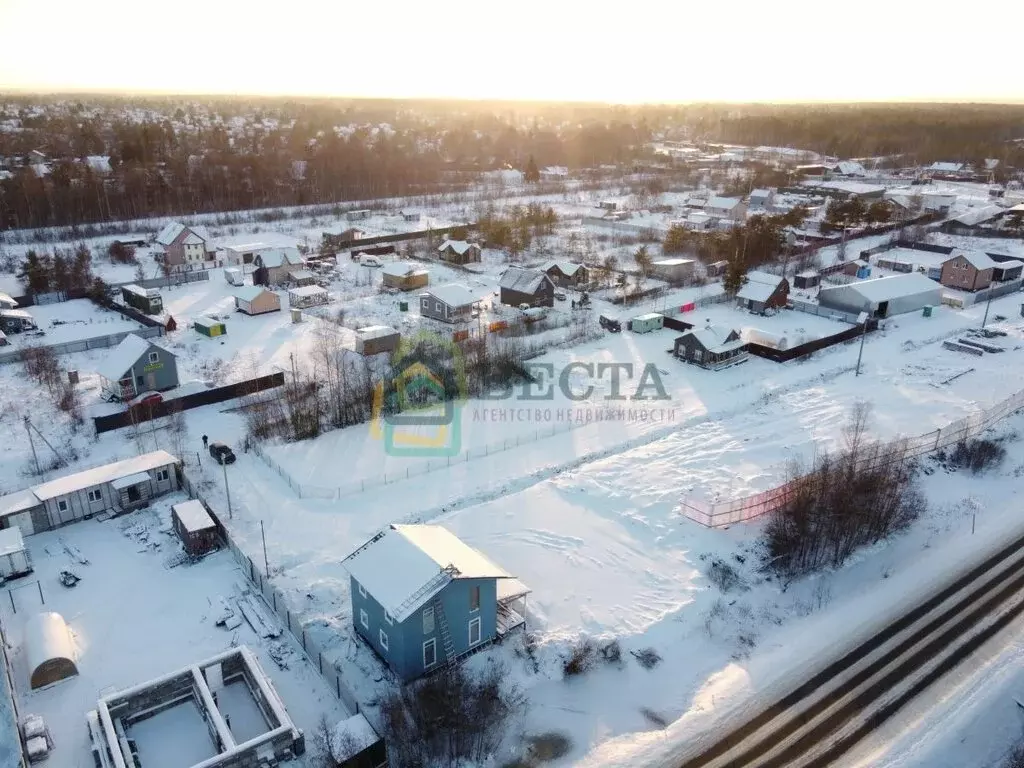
{"left": 209, "top": 442, "right": 236, "bottom": 465}
{"left": 599, "top": 315, "right": 622, "bottom": 333}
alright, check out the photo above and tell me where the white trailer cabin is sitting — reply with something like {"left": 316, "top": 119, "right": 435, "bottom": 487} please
{"left": 0, "top": 527, "right": 31, "bottom": 579}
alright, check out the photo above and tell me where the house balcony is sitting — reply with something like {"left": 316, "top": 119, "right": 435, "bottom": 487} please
{"left": 496, "top": 603, "right": 526, "bottom": 637}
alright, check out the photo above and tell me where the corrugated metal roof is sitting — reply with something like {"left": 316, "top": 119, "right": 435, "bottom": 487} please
{"left": 155, "top": 222, "right": 185, "bottom": 246}
{"left": 499, "top": 266, "right": 550, "bottom": 294}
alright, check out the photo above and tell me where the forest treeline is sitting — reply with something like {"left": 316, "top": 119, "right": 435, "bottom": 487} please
{"left": 0, "top": 96, "right": 1022, "bottom": 231}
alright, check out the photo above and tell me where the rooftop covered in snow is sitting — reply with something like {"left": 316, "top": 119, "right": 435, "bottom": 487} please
{"left": 234, "top": 285, "right": 272, "bottom": 302}
{"left": 422, "top": 284, "right": 479, "bottom": 308}
{"left": 355, "top": 325, "right": 398, "bottom": 340}
{"left": 95, "top": 334, "right": 171, "bottom": 383}
{"left": 343, "top": 524, "right": 516, "bottom": 622}
{"left": 499, "top": 266, "right": 551, "bottom": 293}
{"left": 28, "top": 451, "right": 179, "bottom": 503}
{"left": 172, "top": 500, "right": 216, "bottom": 533}
{"left": 0, "top": 526, "right": 25, "bottom": 558}
{"left": 737, "top": 270, "right": 786, "bottom": 303}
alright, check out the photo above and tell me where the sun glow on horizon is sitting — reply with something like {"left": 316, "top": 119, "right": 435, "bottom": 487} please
{"left": 1, "top": 0, "right": 1022, "bottom": 105}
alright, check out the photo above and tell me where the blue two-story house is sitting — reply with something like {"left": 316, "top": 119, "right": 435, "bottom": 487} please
{"left": 342, "top": 524, "right": 530, "bottom": 682}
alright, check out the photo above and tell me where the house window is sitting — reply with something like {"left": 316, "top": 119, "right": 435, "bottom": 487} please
{"left": 156, "top": 469, "right": 169, "bottom": 483}
{"left": 87, "top": 489, "right": 102, "bottom": 503}
{"left": 469, "top": 585, "right": 480, "bottom": 612}
{"left": 423, "top": 639, "right": 437, "bottom": 668}
{"left": 360, "top": 609, "right": 368, "bottom": 629}
{"left": 384, "top": 610, "right": 394, "bottom": 626}
{"left": 358, "top": 582, "right": 367, "bottom": 599}
{"left": 57, "top": 499, "right": 68, "bottom": 513}
{"left": 379, "top": 629, "right": 389, "bottom": 652}
{"left": 435, "top": 301, "right": 442, "bottom": 312}
{"left": 468, "top": 617, "right": 481, "bottom": 646}
{"left": 423, "top": 606, "right": 435, "bottom": 634}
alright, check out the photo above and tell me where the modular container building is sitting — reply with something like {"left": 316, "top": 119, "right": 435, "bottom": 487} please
{"left": 194, "top": 317, "right": 226, "bottom": 337}
{"left": 629, "top": 313, "right": 665, "bottom": 334}
{"left": 120, "top": 284, "right": 164, "bottom": 315}
{"left": 0, "top": 527, "right": 32, "bottom": 579}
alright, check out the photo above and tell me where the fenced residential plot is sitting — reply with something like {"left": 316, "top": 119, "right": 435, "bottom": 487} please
{"left": 108, "top": 271, "right": 211, "bottom": 291}
{"left": 177, "top": 472, "right": 365, "bottom": 722}
{"left": 0, "top": 326, "right": 164, "bottom": 366}
{"left": 682, "top": 386, "right": 1024, "bottom": 527}
{"left": 92, "top": 373, "right": 286, "bottom": 434}
{"left": 250, "top": 422, "right": 578, "bottom": 500}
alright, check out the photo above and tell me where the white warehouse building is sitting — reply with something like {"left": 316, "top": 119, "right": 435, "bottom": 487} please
{"left": 817, "top": 273, "right": 942, "bottom": 319}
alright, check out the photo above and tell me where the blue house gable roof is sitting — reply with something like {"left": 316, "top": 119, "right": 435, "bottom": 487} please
{"left": 343, "top": 524, "right": 514, "bottom": 621}
{"left": 343, "top": 524, "right": 530, "bottom": 681}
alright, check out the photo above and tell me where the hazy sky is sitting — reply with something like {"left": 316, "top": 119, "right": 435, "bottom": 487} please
{"left": 0, "top": 0, "right": 1021, "bottom": 103}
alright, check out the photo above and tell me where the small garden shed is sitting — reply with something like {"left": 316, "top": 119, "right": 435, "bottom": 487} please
{"left": 194, "top": 317, "right": 226, "bottom": 337}
{"left": 629, "top": 313, "right": 664, "bottom": 334}
{"left": 171, "top": 500, "right": 219, "bottom": 557}
{"left": 793, "top": 270, "right": 820, "bottom": 289}
{"left": 235, "top": 286, "right": 281, "bottom": 316}
{"left": 355, "top": 326, "right": 400, "bottom": 356}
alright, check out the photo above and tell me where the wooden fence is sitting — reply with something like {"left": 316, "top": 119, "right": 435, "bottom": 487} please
{"left": 683, "top": 386, "right": 1024, "bottom": 527}
{"left": 92, "top": 372, "right": 285, "bottom": 434}
{"left": 323, "top": 223, "right": 470, "bottom": 251}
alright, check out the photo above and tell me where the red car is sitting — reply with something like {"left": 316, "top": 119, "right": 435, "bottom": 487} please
{"left": 126, "top": 391, "right": 163, "bottom": 409}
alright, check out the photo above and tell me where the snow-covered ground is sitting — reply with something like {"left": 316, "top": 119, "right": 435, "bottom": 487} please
{"left": 164, "top": 291, "right": 1024, "bottom": 764}
{"left": 1, "top": 181, "right": 1023, "bottom": 766}
{"left": 3, "top": 298, "right": 145, "bottom": 349}
{"left": 0, "top": 494, "right": 347, "bottom": 768}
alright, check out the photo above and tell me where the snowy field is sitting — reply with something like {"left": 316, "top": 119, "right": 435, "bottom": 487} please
{"left": 260, "top": 295, "right": 1021, "bottom": 502}
{"left": 0, "top": 493, "right": 347, "bottom": 768}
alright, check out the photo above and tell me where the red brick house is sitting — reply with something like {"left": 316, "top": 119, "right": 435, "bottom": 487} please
{"left": 939, "top": 250, "right": 996, "bottom": 292}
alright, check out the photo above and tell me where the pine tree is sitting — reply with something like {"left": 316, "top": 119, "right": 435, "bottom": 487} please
{"left": 663, "top": 224, "right": 690, "bottom": 255}
{"left": 17, "top": 250, "right": 51, "bottom": 294}
{"left": 524, "top": 155, "right": 540, "bottom": 183}
{"left": 723, "top": 260, "right": 748, "bottom": 297}
{"left": 52, "top": 252, "right": 70, "bottom": 293}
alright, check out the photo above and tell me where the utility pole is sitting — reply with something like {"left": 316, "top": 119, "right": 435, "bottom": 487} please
{"left": 24, "top": 417, "right": 40, "bottom": 475}
{"left": 222, "top": 461, "right": 232, "bottom": 519}
{"left": 855, "top": 312, "right": 869, "bottom": 376}
{"left": 261, "top": 520, "right": 270, "bottom": 578}
{"left": 981, "top": 288, "right": 994, "bottom": 329}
